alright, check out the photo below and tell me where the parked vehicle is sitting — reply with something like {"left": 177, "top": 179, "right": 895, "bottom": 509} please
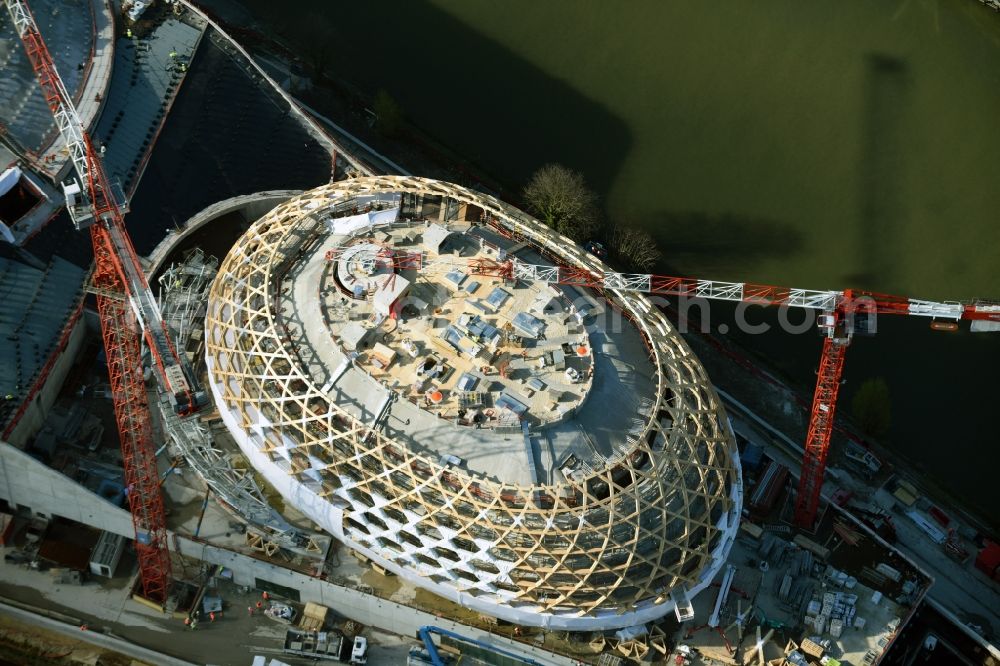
{"left": 350, "top": 636, "right": 368, "bottom": 664}
{"left": 584, "top": 240, "right": 607, "bottom": 259}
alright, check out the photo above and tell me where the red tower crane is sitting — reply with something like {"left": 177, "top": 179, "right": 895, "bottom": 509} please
{"left": 5, "top": 0, "right": 205, "bottom": 602}
{"left": 10, "top": 0, "right": 997, "bottom": 603}
{"left": 329, "top": 236, "right": 1000, "bottom": 528}
{"left": 490, "top": 254, "right": 997, "bottom": 528}
{"left": 492, "top": 255, "right": 997, "bottom": 527}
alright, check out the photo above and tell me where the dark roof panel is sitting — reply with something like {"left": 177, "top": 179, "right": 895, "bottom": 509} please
{"left": 0, "top": 253, "right": 85, "bottom": 429}
{"left": 0, "top": 0, "right": 95, "bottom": 152}
{"left": 93, "top": 14, "right": 204, "bottom": 197}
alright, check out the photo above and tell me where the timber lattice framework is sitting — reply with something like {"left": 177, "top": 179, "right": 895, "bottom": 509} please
{"left": 203, "top": 176, "right": 742, "bottom": 629}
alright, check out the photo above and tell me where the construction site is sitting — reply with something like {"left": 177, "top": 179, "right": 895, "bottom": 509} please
{"left": 203, "top": 177, "right": 743, "bottom": 630}
{"left": 1, "top": 0, "right": 1000, "bottom": 665}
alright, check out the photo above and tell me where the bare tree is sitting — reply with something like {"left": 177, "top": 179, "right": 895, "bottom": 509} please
{"left": 299, "top": 12, "right": 336, "bottom": 83}
{"left": 372, "top": 89, "right": 404, "bottom": 137}
{"left": 522, "top": 164, "right": 600, "bottom": 241}
{"left": 608, "top": 224, "right": 661, "bottom": 272}
{"left": 851, "top": 377, "right": 891, "bottom": 438}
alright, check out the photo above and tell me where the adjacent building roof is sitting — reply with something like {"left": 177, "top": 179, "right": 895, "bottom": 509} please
{"left": 113, "top": 31, "right": 337, "bottom": 256}
{"left": 93, "top": 12, "right": 205, "bottom": 196}
{"left": 0, "top": 0, "right": 95, "bottom": 153}
{"left": 0, "top": 251, "right": 85, "bottom": 429}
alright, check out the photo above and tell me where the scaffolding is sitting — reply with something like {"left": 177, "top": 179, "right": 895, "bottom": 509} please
{"left": 157, "top": 248, "right": 324, "bottom": 559}
{"left": 157, "top": 248, "right": 218, "bottom": 359}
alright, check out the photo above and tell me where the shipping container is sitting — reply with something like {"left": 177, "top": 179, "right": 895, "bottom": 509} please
{"left": 906, "top": 511, "right": 946, "bottom": 545}
{"left": 975, "top": 542, "right": 1000, "bottom": 581}
{"left": 928, "top": 506, "right": 950, "bottom": 528}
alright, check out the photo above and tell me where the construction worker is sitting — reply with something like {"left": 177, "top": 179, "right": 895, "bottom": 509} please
{"left": 190, "top": 618, "right": 198, "bottom": 631}
{"left": 126, "top": 28, "right": 133, "bottom": 39}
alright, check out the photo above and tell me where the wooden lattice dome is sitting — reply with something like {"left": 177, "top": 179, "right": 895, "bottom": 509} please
{"left": 204, "top": 176, "right": 741, "bottom": 630}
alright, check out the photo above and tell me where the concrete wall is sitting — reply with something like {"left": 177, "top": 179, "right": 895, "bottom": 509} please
{"left": 0, "top": 441, "right": 134, "bottom": 536}
{"left": 146, "top": 191, "right": 300, "bottom": 275}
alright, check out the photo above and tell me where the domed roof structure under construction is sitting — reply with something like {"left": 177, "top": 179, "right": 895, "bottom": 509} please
{"left": 204, "top": 176, "right": 742, "bottom": 630}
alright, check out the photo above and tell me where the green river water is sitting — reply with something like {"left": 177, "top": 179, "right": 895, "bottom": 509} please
{"left": 264, "top": 0, "right": 1000, "bottom": 298}
{"left": 225, "top": 0, "right": 1000, "bottom": 523}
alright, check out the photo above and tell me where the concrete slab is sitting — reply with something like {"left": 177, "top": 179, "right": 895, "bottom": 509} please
{"left": 276, "top": 219, "right": 660, "bottom": 486}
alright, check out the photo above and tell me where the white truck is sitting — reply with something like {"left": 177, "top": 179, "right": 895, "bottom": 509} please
{"left": 349, "top": 636, "right": 368, "bottom": 665}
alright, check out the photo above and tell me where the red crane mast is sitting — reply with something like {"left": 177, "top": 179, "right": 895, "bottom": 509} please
{"left": 5, "top": 0, "right": 204, "bottom": 602}
{"left": 796, "top": 334, "right": 848, "bottom": 527}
